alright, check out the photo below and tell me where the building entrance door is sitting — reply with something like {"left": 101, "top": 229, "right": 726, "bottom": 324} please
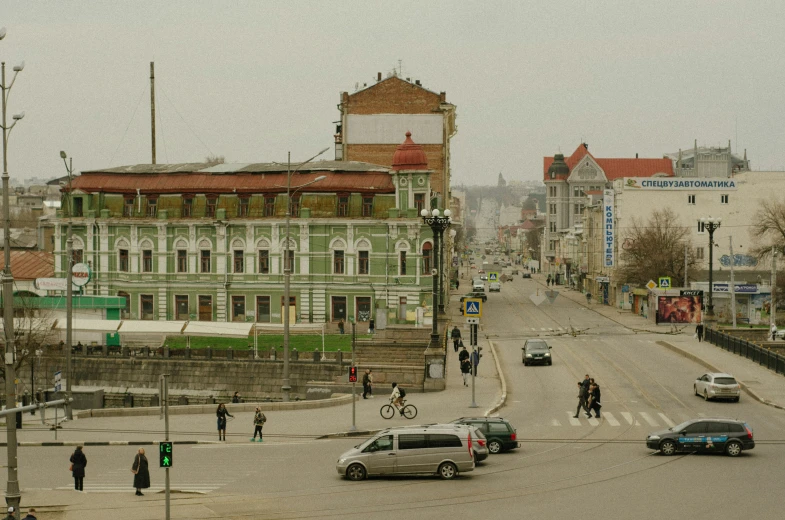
{"left": 199, "top": 295, "right": 213, "bottom": 321}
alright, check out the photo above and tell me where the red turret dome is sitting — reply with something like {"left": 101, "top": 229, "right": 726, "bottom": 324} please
{"left": 391, "top": 132, "right": 428, "bottom": 171}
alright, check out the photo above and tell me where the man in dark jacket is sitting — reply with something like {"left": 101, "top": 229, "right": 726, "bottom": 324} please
{"left": 588, "top": 383, "right": 602, "bottom": 419}
{"left": 362, "top": 369, "right": 371, "bottom": 399}
{"left": 451, "top": 326, "right": 462, "bottom": 352}
{"left": 574, "top": 381, "right": 590, "bottom": 418}
{"left": 21, "top": 508, "right": 36, "bottom": 520}
{"left": 132, "top": 448, "right": 151, "bottom": 496}
{"left": 695, "top": 322, "right": 704, "bottom": 342}
{"left": 4, "top": 506, "right": 17, "bottom": 520}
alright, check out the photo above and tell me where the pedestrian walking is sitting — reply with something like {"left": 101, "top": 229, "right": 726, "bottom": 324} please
{"left": 21, "top": 508, "right": 36, "bottom": 520}
{"left": 232, "top": 391, "right": 241, "bottom": 403}
{"left": 546, "top": 274, "right": 552, "bottom": 286}
{"left": 338, "top": 319, "right": 345, "bottom": 334}
{"left": 367, "top": 369, "right": 374, "bottom": 398}
{"left": 252, "top": 407, "right": 266, "bottom": 442}
{"left": 69, "top": 445, "right": 87, "bottom": 491}
{"left": 4, "top": 507, "right": 16, "bottom": 520}
{"left": 451, "top": 326, "right": 462, "bottom": 352}
{"left": 471, "top": 348, "right": 480, "bottom": 376}
{"left": 131, "top": 448, "right": 150, "bottom": 496}
{"left": 369, "top": 319, "right": 375, "bottom": 334}
{"left": 460, "top": 357, "right": 472, "bottom": 386}
{"left": 588, "top": 383, "right": 602, "bottom": 418}
{"left": 216, "top": 403, "right": 233, "bottom": 441}
{"left": 695, "top": 322, "right": 704, "bottom": 342}
{"left": 362, "top": 369, "right": 371, "bottom": 399}
{"left": 573, "top": 381, "right": 590, "bottom": 418}
{"left": 456, "top": 280, "right": 460, "bottom": 290}
{"left": 771, "top": 324, "right": 778, "bottom": 341}
{"left": 458, "top": 345, "right": 470, "bottom": 368}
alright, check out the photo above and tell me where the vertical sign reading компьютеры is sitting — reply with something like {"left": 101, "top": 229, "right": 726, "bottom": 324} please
{"left": 603, "top": 189, "right": 614, "bottom": 267}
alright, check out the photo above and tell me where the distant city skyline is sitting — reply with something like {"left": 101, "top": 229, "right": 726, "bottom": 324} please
{"left": 4, "top": 1, "right": 785, "bottom": 186}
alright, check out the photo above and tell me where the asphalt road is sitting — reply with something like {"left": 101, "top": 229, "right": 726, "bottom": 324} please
{"left": 4, "top": 277, "right": 785, "bottom": 520}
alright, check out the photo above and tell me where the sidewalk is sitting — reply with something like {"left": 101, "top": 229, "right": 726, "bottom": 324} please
{"left": 535, "top": 273, "right": 785, "bottom": 410}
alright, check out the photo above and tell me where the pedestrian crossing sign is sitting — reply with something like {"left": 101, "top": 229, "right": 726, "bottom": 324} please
{"left": 488, "top": 272, "right": 499, "bottom": 282}
{"left": 463, "top": 298, "right": 482, "bottom": 318}
{"left": 658, "top": 277, "right": 671, "bottom": 288}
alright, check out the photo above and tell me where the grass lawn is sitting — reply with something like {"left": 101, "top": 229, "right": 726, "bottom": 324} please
{"left": 163, "top": 334, "right": 371, "bottom": 352}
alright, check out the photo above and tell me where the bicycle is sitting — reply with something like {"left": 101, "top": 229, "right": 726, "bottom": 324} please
{"left": 380, "top": 398, "right": 418, "bottom": 419}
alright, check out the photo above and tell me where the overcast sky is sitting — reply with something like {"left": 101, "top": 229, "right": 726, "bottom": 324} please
{"left": 3, "top": 1, "right": 784, "bottom": 186}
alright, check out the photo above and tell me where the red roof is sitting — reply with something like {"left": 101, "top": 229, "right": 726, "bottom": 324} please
{"left": 71, "top": 171, "right": 395, "bottom": 195}
{"left": 391, "top": 132, "right": 428, "bottom": 171}
{"left": 543, "top": 144, "right": 673, "bottom": 181}
{"left": 11, "top": 251, "right": 54, "bottom": 280}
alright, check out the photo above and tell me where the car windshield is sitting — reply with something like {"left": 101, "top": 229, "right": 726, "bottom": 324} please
{"left": 669, "top": 420, "right": 694, "bottom": 432}
{"left": 714, "top": 377, "right": 737, "bottom": 385}
{"left": 526, "top": 342, "right": 548, "bottom": 351}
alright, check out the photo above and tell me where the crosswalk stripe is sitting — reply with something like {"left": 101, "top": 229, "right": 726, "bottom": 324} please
{"left": 531, "top": 327, "right": 536, "bottom": 331}
{"left": 551, "top": 418, "right": 561, "bottom": 427}
{"left": 639, "top": 412, "right": 659, "bottom": 427}
{"left": 620, "top": 412, "right": 638, "bottom": 425}
{"left": 587, "top": 417, "right": 599, "bottom": 426}
{"left": 548, "top": 328, "right": 554, "bottom": 331}
{"left": 566, "top": 412, "right": 581, "bottom": 426}
{"left": 540, "top": 328, "right": 547, "bottom": 331}
{"left": 658, "top": 413, "right": 675, "bottom": 427}
{"left": 604, "top": 412, "right": 620, "bottom": 426}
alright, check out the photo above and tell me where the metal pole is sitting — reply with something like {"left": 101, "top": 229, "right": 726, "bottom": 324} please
{"left": 437, "top": 227, "right": 445, "bottom": 314}
{"left": 163, "top": 374, "right": 170, "bottom": 520}
{"left": 771, "top": 247, "right": 777, "bottom": 333}
{"left": 730, "top": 237, "right": 736, "bottom": 328}
{"left": 350, "top": 321, "right": 356, "bottom": 431}
{"left": 282, "top": 152, "right": 291, "bottom": 401}
{"left": 65, "top": 220, "right": 73, "bottom": 419}
{"left": 430, "top": 229, "right": 439, "bottom": 346}
{"left": 684, "top": 243, "right": 688, "bottom": 287}
{"left": 150, "top": 62, "right": 156, "bottom": 164}
{"left": 470, "top": 324, "right": 478, "bottom": 408}
{"left": 2, "top": 60, "right": 21, "bottom": 514}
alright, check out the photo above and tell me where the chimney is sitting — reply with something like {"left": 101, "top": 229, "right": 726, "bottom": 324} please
{"left": 415, "top": 80, "right": 421, "bottom": 86}
{"left": 635, "top": 153, "right": 638, "bottom": 159}
{"left": 377, "top": 72, "right": 382, "bottom": 81}
{"left": 583, "top": 143, "right": 588, "bottom": 150}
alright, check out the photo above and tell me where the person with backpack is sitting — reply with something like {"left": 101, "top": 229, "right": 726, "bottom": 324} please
{"left": 390, "top": 382, "right": 406, "bottom": 416}
{"left": 251, "top": 407, "right": 266, "bottom": 442}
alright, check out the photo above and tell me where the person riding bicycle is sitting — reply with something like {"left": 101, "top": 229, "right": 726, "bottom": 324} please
{"left": 390, "top": 382, "right": 405, "bottom": 415}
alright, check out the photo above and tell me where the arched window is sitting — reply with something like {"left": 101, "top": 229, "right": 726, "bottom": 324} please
{"left": 422, "top": 242, "right": 433, "bottom": 274}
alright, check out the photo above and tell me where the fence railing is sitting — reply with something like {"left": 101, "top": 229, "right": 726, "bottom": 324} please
{"left": 705, "top": 328, "right": 785, "bottom": 376}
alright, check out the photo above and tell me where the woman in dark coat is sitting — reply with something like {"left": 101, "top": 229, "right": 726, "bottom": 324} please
{"left": 588, "top": 383, "right": 602, "bottom": 419}
{"left": 460, "top": 357, "right": 472, "bottom": 386}
{"left": 131, "top": 448, "right": 150, "bottom": 496}
{"left": 216, "top": 403, "right": 233, "bottom": 441}
{"left": 69, "top": 446, "right": 87, "bottom": 491}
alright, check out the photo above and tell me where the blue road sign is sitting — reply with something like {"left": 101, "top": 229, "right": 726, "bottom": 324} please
{"left": 463, "top": 299, "right": 483, "bottom": 317}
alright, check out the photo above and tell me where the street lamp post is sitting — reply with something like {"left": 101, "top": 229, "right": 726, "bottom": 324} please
{"left": 421, "top": 208, "right": 451, "bottom": 347}
{"left": 1, "top": 26, "right": 25, "bottom": 514}
{"left": 59, "top": 151, "right": 75, "bottom": 419}
{"left": 700, "top": 217, "right": 722, "bottom": 327}
{"left": 281, "top": 148, "right": 328, "bottom": 402}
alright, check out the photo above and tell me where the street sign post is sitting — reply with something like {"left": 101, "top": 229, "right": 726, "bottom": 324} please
{"left": 463, "top": 298, "right": 482, "bottom": 318}
{"left": 658, "top": 277, "right": 672, "bottom": 288}
{"left": 466, "top": 317, "right": 479, "bottom": 325}
{"left": 488, "top": 272, "right": 499, "bottom": 282}
{"left": 646, "top": 280, "right": 657, "bottom": 290}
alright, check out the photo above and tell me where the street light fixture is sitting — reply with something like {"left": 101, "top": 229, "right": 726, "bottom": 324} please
{"left": 59, "top": 150, "right": 75, "bottom": 420}
{"left": 700, "top": 216, "right": 722, "bottom": 327}
{"left": 281, "top": 148, "right": 328, "bottom": 402}
{"left": 421, "top": 208, "right": 451, "bottom": 347}
{"left": 1, "top": 28, "right": 24, "bottom": 515}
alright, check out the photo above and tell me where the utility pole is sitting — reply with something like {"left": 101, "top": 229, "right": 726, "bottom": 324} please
{"left": 684, "top": 244, "right": 688, "bottom": 287}
{"left": 150, "top": 62, "right": 156, "bottom": 164}
{"left": 771, "top": 247, "right": 777, "bottom": 332}
{"left": 350, "top": 320, "right": 357, "bottom": 431}
{"left": 60, "top": 152, "right": 74, "bottom": 420}
{"left": 160, "top": 374, "right": 170, "bottom": 520}
{"left": 729, "top": 237, "right": 736, "bottom": 328}
{"left": 469, "top": 323, "right": 478, "bottom": 408}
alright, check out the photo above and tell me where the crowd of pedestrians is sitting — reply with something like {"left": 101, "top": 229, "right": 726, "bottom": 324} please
{"left": 574, "top": 374, "right": 602, "bottom": 419}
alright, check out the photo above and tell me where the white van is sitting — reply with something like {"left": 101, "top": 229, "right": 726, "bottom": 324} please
{"left": 336, "top": 424, "right": 475, "bottom": 480}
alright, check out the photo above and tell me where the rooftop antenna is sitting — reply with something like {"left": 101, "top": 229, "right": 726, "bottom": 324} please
{"left": 398, "top": 59, "right": 402, "bottom": 77}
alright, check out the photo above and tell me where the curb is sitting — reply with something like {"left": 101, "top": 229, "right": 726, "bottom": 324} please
{"left": 0, "top": 440, "right": 221, "bottom": 447}
{"left": 317, "top": 429, "right": 380, "bottom": 440}
{"left": 485, "top": 339, "right": 507, "bottom": 417}
{"left": 656, "top": 340, "right": 785, "bottom": 411}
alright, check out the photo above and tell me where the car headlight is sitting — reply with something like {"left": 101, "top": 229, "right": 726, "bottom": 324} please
{"left": 647, "top": 435, "right": 660, "bottom": 441}
{"left": 544, "top": 353, "right": 551, "bottom": 357}
{"left": 526, "top": 354, "right": 533, "bottom": 358}
{"left": 337, "top": 458, "right": 346, "bottom": 464}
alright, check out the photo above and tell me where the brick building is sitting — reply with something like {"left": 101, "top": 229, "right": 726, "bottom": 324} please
{"left": 335, "top": 73, "right": 457, "bottom": 209}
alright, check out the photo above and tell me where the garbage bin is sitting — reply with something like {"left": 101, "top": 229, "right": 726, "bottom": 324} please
{"left": 313, "top": 349, "right": 321, "bottom": 362}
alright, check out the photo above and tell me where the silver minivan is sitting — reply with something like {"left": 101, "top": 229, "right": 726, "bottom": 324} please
{"left": 336, "top": 424, "right": 475, "bottom": 481}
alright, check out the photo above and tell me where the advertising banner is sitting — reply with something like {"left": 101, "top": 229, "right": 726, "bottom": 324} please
{"left": 623, "top": 178, "right": 737, "bottom": 190}
{"left": 603, "top": 189, "right": 614, "bottom": 267}
{"left": 657, "top": 295, "right": 703, "bottom": 324}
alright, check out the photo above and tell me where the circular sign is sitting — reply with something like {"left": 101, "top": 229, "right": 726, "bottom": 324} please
{"left": 71, "top": 262, "right": 92, "bottom": 287}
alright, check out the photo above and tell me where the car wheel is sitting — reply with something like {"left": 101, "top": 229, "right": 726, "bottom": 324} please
{"left": 659, "top": 440, "right": 677, "bottom": 456}
{"left": 346, "top": 463, "right": 366, "bottom": 481}
{"left": 733, "top": 396, "right": 740, "bottom": 403}
{"left": 523, "top": 360, "right": 527, "bottom": 366}
{"left": 488, "top": 439, "right": 503, "bottom": 454}
{"left": 703, "top": 390, "right": 710, "bottom": 401}
{"left": 438, "top": 462, "right": 458, "bottom": 480}
{"left": 547, "top": 361, "right": 552, "bottom": 366}
{"left": 725, "top": 441, "right": 743, "bottom": 457}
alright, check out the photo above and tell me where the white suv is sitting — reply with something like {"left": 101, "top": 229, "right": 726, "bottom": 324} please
{"left": 694, "top": 373, "right": 741, "bottom": 402}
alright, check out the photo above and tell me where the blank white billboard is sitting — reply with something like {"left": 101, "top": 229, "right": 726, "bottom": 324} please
{"left": 347, "top": 114, "right": 443, "bottom": 144}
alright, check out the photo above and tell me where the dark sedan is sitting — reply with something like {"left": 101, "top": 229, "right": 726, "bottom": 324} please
{"left": 646, "top": 418, "right": 754, "bottom": 457}
{"left": 522, "top": 339, "right": 552, "bottom": 366}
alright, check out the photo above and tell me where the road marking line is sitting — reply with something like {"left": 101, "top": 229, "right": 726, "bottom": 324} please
{"left": 551, "top": 418, "right": 561, "bottom": 427}
{"left": 620, "top": 412, "right": 636, "bottom": 425}
{"left": 604, "top": 412, "right": 620, "bottom": 426}
{"left": 531, "top": 327, "right": 536, "bottom": 331}
{"left": 639, "top": 412, "right": 659, "bottom": 427}
{"left": 540, "top": 328, "right": 547, "bottom": 331}
{"left": 548, "top": 328, "right": 554, "bottom": 331}
{"left": 658, "top": 413, "right": 675, "bottom": 427}
{"left": 587, "top": 417, "right": 599, "bottom": 426}
{"left": 566, "top": 412, "right": 581, "bottom": 426}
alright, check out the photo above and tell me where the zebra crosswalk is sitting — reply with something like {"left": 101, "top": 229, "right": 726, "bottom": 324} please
{"left": 56, "top": 468, "right": 232, "bottom": 494}
{"left": 550, "top": 411, "right": 679, "bottom": 428}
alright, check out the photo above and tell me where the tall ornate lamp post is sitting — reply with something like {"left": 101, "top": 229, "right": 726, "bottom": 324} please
{"left": 700, "top": 216, "right": 722, "bottom": 327}
{"left": 1, "top": 26, "right": 25, "bottom": 514}
{"left": 59, "top": 151, "right": 75, "bottom": 419}
{"left": 421, "top": 208, "right": 451, "bottom": 346}
{"left": 281, "top": 148, "right": 328, "bottom": 402}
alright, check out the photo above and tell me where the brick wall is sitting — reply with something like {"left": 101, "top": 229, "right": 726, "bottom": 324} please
{"left": 346, "top": 77, "right": 441, "bottom": 115}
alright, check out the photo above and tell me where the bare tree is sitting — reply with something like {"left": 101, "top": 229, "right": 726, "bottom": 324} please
{"left": 204, "top": 155, "right": 226, "bottom": 165}
{"left": 750, "top": 197, "right": 785, "bottom": 258}
{"left": 617, "top": 208, "right": 698, "bottom": 287}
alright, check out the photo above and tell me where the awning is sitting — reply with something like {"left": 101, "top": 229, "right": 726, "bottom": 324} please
{"left": 117, "top": 321, "right": 187, "bottom": 335}
{"left": 53, "top": 319, "right": 122, "bottom": 333}
{"left": 182, "top": 322, "right": 255, "bottom": 338}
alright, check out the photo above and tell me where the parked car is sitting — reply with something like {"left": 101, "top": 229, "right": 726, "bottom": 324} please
{"left": 336, "top": 424, "right": 476, "bottom": 480}
{"left": 489, "top": 282, "right": 501, "bottom": 292}
{"left": 469, "top": 426, "right": 488, "bottom": 462}
{"left": 451, "top": 417, "right": 518, "bottom": 454}
{"left": 646, "top": 418, "right": 754, "bottom": 457}
{"left": 522, "top": 339, "right": 552, "bottom": 366}
{"left": 694, "top": 372, "right": 741, "bottom": 402}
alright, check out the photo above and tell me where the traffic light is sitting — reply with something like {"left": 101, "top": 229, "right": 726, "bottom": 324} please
{"left": 348, "top": 366, "right": 358, "bottom": 383}
{"left": 159, "top": 441, "right": 173, "bottom": 467}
